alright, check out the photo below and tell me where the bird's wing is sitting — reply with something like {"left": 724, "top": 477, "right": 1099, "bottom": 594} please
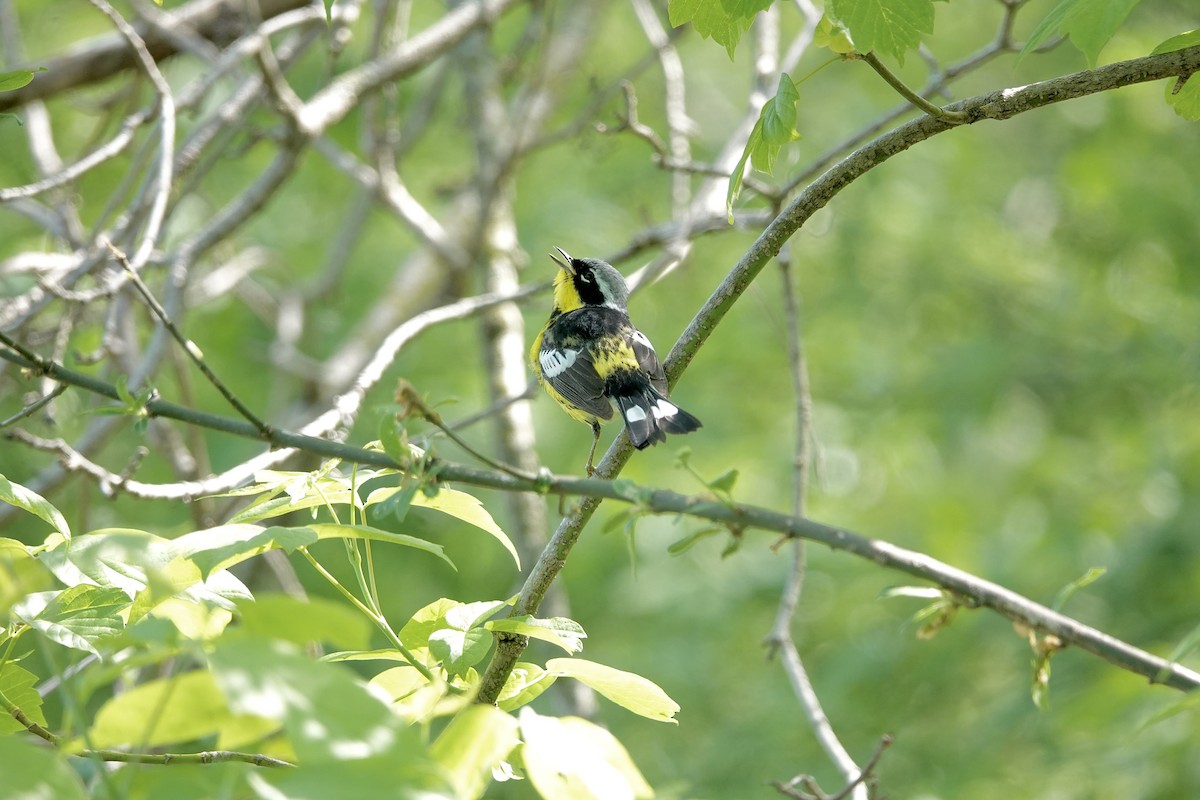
{"left": 537, "top": 342, "right": 614, "bottom": 420}
{"left": 629, "top": 328, "right": 669, "bottom": 396}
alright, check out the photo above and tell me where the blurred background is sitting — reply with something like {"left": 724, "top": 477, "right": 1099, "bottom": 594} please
{"left": 1, "top": 0, "right": 1199, "bottom": 796}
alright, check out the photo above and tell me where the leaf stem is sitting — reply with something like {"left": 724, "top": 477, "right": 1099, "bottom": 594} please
{"left": 859, "top": 51, "right": 969, "bottom": 124}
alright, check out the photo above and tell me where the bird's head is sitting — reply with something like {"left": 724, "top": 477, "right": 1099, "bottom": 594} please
{"left": 549, "top": 247, "right": 630, "bottom": 313}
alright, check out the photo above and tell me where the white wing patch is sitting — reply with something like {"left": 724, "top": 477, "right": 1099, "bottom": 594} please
{"left": 632, "top": 330, "right": 654, "bottom": 350}
{"left": 539, "top": 347, "right": 578, "bottom": 378}
{"left": 652, "top": 399, "right": 678, "bottom": 419}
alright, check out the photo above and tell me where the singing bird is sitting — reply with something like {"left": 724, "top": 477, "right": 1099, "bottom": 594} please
{"left": 530, "top": 248, "right": 701, "bottom": 474}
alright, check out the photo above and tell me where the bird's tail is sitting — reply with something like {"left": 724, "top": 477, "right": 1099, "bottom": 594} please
{"left": 614, "top": 387, "right": 702, "bottom": 450}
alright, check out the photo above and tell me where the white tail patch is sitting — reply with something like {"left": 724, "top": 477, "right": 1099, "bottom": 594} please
{"left": 539, "top": 348, "right": 577, "bottom": 378}
{"left": 624, "top": 405, "right": 647, "bottom": 423}
{"left": 652, "top": 399, "right": 678, "bottom": 419}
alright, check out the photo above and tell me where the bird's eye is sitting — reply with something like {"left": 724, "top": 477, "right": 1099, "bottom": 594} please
{"left": 579, "top": 274, "right": 591, "bottom": 283}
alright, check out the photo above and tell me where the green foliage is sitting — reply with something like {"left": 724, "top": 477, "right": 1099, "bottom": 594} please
{"left": 0, "top": 474, "right": 675, "bottom": 798}
{"left": 0, "top": 736, "right": 86, "bottom": 800}
{"left": 728, "top": 73, "right": 802, "bottom": 221}
{"left": 1153, "top": 31, "right": 1200, "bottom": 120}
{"left": 828, "top": 0, "right": 934, "bottom": 63}
{"left": 0, "top": 68, "right": 44, "bottom": 93}
{"left": 1021, "top": 0, "right": 1143, "bottom": 66}
{"left": 668, "top": 0, "right": 756, "bottom": 58}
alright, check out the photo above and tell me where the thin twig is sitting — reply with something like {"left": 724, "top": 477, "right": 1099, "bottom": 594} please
{"left": 0, "top": 384, "right": 66, "bottom": 428}
{"left": 105, "top": 241, "right": 273, "bottom": 437}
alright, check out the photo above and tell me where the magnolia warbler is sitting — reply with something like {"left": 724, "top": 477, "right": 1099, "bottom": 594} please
{"left": 530, "top": 247, "right": 701, "bottom": 474}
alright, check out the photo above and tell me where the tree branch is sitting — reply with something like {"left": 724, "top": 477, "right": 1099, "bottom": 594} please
{"left": 475, "top": 42, "right": 1200, "bottom": 703}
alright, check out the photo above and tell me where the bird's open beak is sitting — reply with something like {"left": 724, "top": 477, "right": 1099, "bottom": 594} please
{"left": 549, "top": 247, "right": 574, "bottom": 275}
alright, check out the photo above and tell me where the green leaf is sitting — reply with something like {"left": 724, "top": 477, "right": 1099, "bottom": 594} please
{"left": 828, "top": 0, "right": 934, "bottom": 63}
{"left": 668, "top": 0, "right": 754, "bottom": 59}
{"left": 1051, "top": 566, "right": 1106, "bottom": 611}
{"left": 666, "top": 527, "right": 723, "bottom": 555}
{"left": 0, "top": 736, "right": 87, "bottom": 800}
{"left": 171, "top": 524, "right": 318, "bottom": 578}
{"left": 814, "top": 14, "right": 855, "bottom": 54}
{"left": 708, "top": 468, "right": 741, "bottom": 494}
{"left": 90, "top": 670, "right": 232, "bottom": 748}
{"left": 369, "top": 665, "right": 449, "bottom": 724}
{"left": 0, "top": 538, "right": 53, "bottom": 620}
{"left": 727, "top": 73, "right": 801, "bottom": 221}
{"left": 546, "top": 658, "right": 679, "bottom": 722}
{"left": 12, "top": 585, "right": 128, "bottom": 654}
{"left": 1152, "top": 31, "right": 1200, "bottom": 119}
{"left": 309, "top": 523, "right": 454, "bottom": 570}
{"left": 487, "top": 615, "right": 587, "bottom": 654}
{"left": 398, "top": 597, "right": 462, "bottom": 648}
{"left": 430, "top": 705, "right": 520, "bottom": 800}
{"left": 247, "top": 757, "right": 450, "bottom": 800}
{"left": 497, "top": 662, "right": 557, "bottom": 712}
{"left": 1020, "top": 0, "right": 1142, "bottom": 67}
{"left": 210, "top": 637, "right": 407, "bottom": 764}
{"left": 237, "top": 594, "right": 372, "bottom": 650}
{"left": 0, "top": 663, "right": 45, "bottom": 735}
{"left": 0, "top": 68, "right": 44, "bottom": 93}
{"left": 519, "top": 707, "right": 654, "bottom": 800}
{"left": 401, "top": 487, "right": 518, "bottom": 568}
{"left": 0, "top": 474, "right": 71, "bottom": 539}
{"left": 1151, "top": 29, "right": 1200, "bottom": 56}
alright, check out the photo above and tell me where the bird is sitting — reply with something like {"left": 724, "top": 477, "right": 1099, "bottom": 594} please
{"left": 530, "top": 247, "right": 702, "bottom": 475}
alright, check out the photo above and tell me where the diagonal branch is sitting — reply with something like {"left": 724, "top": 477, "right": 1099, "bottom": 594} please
{"left": 474, "top": 43, "right": 1200, "bottom": 703}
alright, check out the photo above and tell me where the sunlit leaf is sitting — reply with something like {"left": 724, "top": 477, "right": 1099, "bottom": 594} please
{"left": 520, "top": 707, "right": 654, "bottom": 800}
{"left": 828, "top": 0, "right": 934, "bottom": 63}
{"left": 546, "top": 658, "right": 679, "bottom": 722}
{"left": 0, "top": 474, "right": 70, "bottom": 539}
{"left": 1152, "top": 32, "right": 1200, "bottom": 121}
{"left": 371, "top": 486, "right": 517, "bottom": 568}
{"left": 487, "top": 615, "right": 586, "bottom": 654}
{"left": 309, "top": 523, "right": 455, "bottom": 570}
{"left": 172, "top": 524, "right": 318, "bottom": 578}
{"left": 210, "top": 637, "right": 408, "bottom": 764}
{"left": 90, "top": 670, "right": 232, "bottom": 748}
{"left": 12, "top": 585, "right": 128, "bottom": 654}
{"left": 0, "top": 663, "right": 44, "bottom": 735}
{"left": 668, "top": 0, "right": 753, "bottom": 59}
{"left": 430, "top": 705, "right": 519, "bottom": 800}
{"left": 497, "top": 662, "right": 557, "bottom": 712}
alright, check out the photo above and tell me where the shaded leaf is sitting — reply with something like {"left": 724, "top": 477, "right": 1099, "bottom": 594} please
{"left": 0, "top": 736, "right": 86, "bottom": 800}
{"left": 1051, "top": 566, "right": 1106, "bottom": 611}
{"left": 0, "top": 68, "right": 45, "bottom": 93}
{"left": 238, "top": 594, "right": 372, "bottom": 651}
{"left": 1020, "top": 0, "right": 1142, "bottom": 67}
